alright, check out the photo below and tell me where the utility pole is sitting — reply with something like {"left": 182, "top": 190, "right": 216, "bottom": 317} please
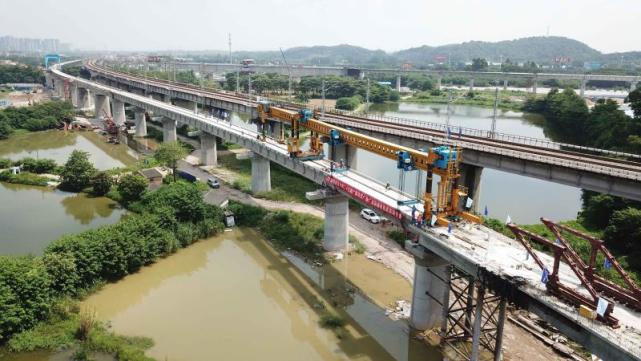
{"left": 280, "top": 47, "right": 292, "bottom": 101}
{"left": 365, "top": 78, "right": 370, "bottom": 113}
{"left": 445, "top": 90, "right": 452, "bottom": 131}
{"left": 490, "top": 83, "right": 499, "bottom": 139}
{"left": 228, "top": 33, "right": 232, "bottom": 64}
{"left": 236, "top": 68, "right": 240, "bottom": 93}
{"left": 321, "top": 79, "right": 326, "bottom": 119}
{"left": 248, "top": 74, "right": 252, "bottom": 96}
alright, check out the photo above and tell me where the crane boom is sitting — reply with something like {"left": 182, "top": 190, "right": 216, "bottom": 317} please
{"left": 257, "top": 101, "right": 481, "bottom": 225}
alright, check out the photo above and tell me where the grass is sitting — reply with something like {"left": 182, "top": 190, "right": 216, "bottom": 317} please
{"left": 218, "top": 153, "right": 319, "bottom": 203}
{"left": 7, "top": 298, "right": 153, "bottom": 361}
{"left": 0, "top": 171, "right": 50, "bottom": 186}
{"left": 484, "top": 217, "right": 641, "bottom": 288}
{"left": 403, "top": 88, "right": 533, "bottom": 111}
{"left": 386, "top": 228, "right": 407, "bottom": 247}
{"left": 319, "top": 313, "right": 346, "bottom": 329}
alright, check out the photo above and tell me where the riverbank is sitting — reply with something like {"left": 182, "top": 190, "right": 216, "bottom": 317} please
{"left": 401, "top": 88, "right": 531, "bottom": 111}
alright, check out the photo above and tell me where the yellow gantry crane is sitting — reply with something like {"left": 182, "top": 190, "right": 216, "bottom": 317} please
{"left": 257, "top": 101, "right": 481, "bottom": 226}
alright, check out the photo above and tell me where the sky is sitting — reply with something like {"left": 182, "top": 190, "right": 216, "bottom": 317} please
{"left": 0, "top": 0, "right": 638, "bottom": 53}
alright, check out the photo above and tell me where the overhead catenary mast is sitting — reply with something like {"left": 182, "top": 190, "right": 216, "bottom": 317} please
{"left": 228, "top": 33, "right": 232, "bottom": 64}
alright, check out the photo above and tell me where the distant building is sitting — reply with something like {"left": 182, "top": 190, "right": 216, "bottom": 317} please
{"left": 584, "top": 61, "right": 602, "bottom": 70}
{"left": 0, "top": 36, "right": 70, "bottom": 53}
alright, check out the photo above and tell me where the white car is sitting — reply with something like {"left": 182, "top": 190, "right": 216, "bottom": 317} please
{"left": 360, "top": 208, "right": 381, "bottom": 224}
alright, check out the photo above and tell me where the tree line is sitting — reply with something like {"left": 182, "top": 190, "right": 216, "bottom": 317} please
{"left": 0, "top": 101, "right": 75, "bottom": 139}
{"left": 0, "top": 64, "right": 44, "bottom": 84}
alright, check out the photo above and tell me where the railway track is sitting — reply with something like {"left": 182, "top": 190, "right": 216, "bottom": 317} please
{"left": 84, "top": 61, "right": 641, "bottom": 180}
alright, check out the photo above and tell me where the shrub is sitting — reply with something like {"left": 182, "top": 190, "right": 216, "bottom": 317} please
{"left": 60, "top": 150, "right": 96, "bottom": 192}
{"left": 117, "top": 174, "right": 148, "bottom": 204}
{"left": 319, "top": 313, "right": 346, "bottom": 329}
{"left": 0, "top": 171, "right": 49, "bottom": 186}
{"left": 335, "top": 96, "right": 361, "bottom": 111}
{"left": 91, "top": 172, "right": 113, "bottom": 196}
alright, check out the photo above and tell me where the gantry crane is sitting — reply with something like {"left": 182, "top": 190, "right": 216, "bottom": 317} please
{"left": 257, "top": 101, "right": 481, "bottom": 226}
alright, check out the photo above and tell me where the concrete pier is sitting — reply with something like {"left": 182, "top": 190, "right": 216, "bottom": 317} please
{"left": 580, "top": 79, "right": 587, "bottom": 97}
{"left": 251, "top": 153, "right": 271, "bottom": 193}
{"left": 436, "top": 76, "right": 442, "bottom": 90}
{"left": 112, "top": 99, "right": 126, "bottom": 126}
{"left": 323, "top": 195, "right": 349, "bottom": 251}
{"left": 330, "top": 143, "right": 358, "bottom": 169}
{"left": 94, "top": 94, "right": 110, "bottom": 120}
{"left": 162, "top": 117, "right": 177, "bottom": 142}
{"left": 469, "top": 78, "right": 475, "bottom": 92}
{"left": 134, "top": 108, "right": 147, "bottom": 137}
{"left": 459, "top": 164, "right": 483, "bottom": 213}
{"left": 503, "top": 79, "right": 508, "bottom": 90}
{"left": 396, "top": 75, "right": 401, "bottom": 92}
{"left": 164, "top": 94, "right": 172, "bottom": 104}
{"left": 70, "top": 84, "right": 78, "bottom": 107}
{"left": 77, "top": 87, "right": 89, "bottom": 108}
{"left": 200, "top": 133, "right": 217, "bottom": 166}
{"left": 632, "top": 81, "right": 639, "bottom": 91}
{"left": 409, "top": 249, "right": 450, "bottom": 330}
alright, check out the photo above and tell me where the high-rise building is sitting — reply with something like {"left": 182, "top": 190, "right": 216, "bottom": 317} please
{"left": 0, "top": 36, "right": 70, "bottom": 53}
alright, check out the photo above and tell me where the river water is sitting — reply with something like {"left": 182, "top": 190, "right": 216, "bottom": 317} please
{"left": 0, "top": 130, "right": 138, "bottom": 255}
{"left": 83, "top": 228, "right": 440, "bottom": 361}
{"left": 357, "top": 103, "right": 582, "bottom": 224}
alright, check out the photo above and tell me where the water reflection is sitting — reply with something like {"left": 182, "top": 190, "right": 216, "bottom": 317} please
{"left": 83, "top": 229, "right": 440, "bottom": 361}
{"left": 61, "top": 193, "right": 119, "bottom": 224}
{"left": 0, "top": 183, "right": 126, "bottom": 255}
{"left": 0, "top": 130, "right": 137, "bottom": 170}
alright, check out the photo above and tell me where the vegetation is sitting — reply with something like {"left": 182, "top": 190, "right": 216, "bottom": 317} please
{"left": 319, "top": 313, "right": 346, "bottom": 329}
{"left": 217, "top": 153, "right": 318, "bottom": 203}
{"left": 0, "top": 171, "right": 49, "bottom": 186}
{"left": 59, "top": 150, "right": 96, "bottom": 191}
{"left": 0, "top": 181, "right": 225, "bottom": 349}
{"left": 0, "top": 101, "right": 74, "bottom": 139}
{"left": 335, "top": 96, "right": 362, "bottom": 110}
{"left": 153, "top": 141, "right": 187, "bottom": 181}
{"left": 0, "top": 64, "right": 44, "bottom": 84}
{"left": 386, "top": 228, "right": 407, "bottom": 247}
{"left": 116, "top": 174, "right": 148, "bottom": 205}
{"left": 90, "top": 172, "right": 113, "bottom": 196}
{"left": 406, "top": 88, "right": 526, "bottom": 111}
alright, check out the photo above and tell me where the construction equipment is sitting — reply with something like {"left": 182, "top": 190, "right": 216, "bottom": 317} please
{"left": 541, "top": 218, "right": 641, "bottom": 312}
{"left": 507, "top": 222, "right": 620, "bottom": 327}
{"left": 102, "top": 110, "right": 119, "bottom": 135}
{"left": 257, "top": 100, "right": 481, "bottom": 226}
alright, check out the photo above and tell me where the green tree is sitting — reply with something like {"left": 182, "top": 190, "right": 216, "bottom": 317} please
{"left": 604, "top": 207, "right": 641, "bottom": 268}
{"left": 91, "top": 172, "right": 113, "bottom": 196}
{"left": 117, "top": 174, "right": 148, "bottom": 204}
{"left": 154, "top": 141, "right": 188, "bottom": 181}
{"left": 59, "top": 150, "right": 96, "bottom": 191}
{"left": 470, "top": 58, "right": 489, "bottom": 71}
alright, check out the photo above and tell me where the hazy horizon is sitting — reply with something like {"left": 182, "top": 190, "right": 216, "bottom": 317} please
{"left": 0, "top": 0, "right": 639, "bottom": 53}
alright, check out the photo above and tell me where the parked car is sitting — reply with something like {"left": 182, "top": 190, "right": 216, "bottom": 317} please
{"left": 177, "top": 170, "right": 199, "bottom": 183}
{"left": 360, "top": 208, "right": 381, "bottom": 224}
{"left": 207, "top": 177, "right": 220, "bottom": 189}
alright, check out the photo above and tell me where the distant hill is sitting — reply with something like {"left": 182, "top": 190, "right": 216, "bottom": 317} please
{"left": 393, "top": 36, "right": 602, "bottom": 65}
{"left": 188, "top": 36, "right": 640, "bottom": 69}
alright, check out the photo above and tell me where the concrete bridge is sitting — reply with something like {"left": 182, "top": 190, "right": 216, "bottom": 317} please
{"left": 141, "top": 61, "right": 641, "bottom": 96}
{"left": 84, "top": 61, "right": 641, "bottom": 206}
{"left": 47, "top": 61, "right": 641, "bottom": 361}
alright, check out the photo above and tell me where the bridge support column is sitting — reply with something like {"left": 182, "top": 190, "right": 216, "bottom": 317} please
{"left": 460, "top": 164, "right": 483, "bottom": 214}
{"left": 164, "top": 93, "right": 172, "bottom": 104}
{"left": 532, "top": 77, "right": 538, "bottom": 94}
{"left": 200, "top": 133, "right": 217, "bottom": 166}
{"left": 469, "top": 78, "right": 475, "bottom": 92}
{"left": 632, "top": 81, "right": 639, "bottom": 91}
{"left": 112, "top": 99, "right": 126, "bottom": 126}
{"left": 134, "top": 108, "right": 147, "bottom": 137}
{"left": 396, "top": 75, "right": 401, "bottom": 92}
{"left": 323, "top": 195, "right": 349, "bottom": 251}
{"left": 162, "top": 117, "right": 177, "bottom": 142}
{"left": 330, "top": 143, "right": 358, "bottom": 169}
{"left": 580, "top": 79, "right": 587, "bottom": 97}
{"left": 436, "top": 76, "right": 442, "bottom": 90}
{"left": 45, "top": 74, "right": 53, "bottom": 89}
{"left": 77, "top": 87, "right": 88, "bottom": 109}
{"left": 94, "top": 94, "right": 110, "bottom": 120}
{"left": 70, "top": 84, "right": 79, "bottom": 107}
{"left": 503, "top": 79, "right": 508, "bottom": 90}
{"left": 251, "top": 153, "right": 271, "bottom": 193}
{"left": 409, "top": 248, "right": 450, "bottom": 330}
{"left": 271, "top": 122, "right": 284, "bottom": 142}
